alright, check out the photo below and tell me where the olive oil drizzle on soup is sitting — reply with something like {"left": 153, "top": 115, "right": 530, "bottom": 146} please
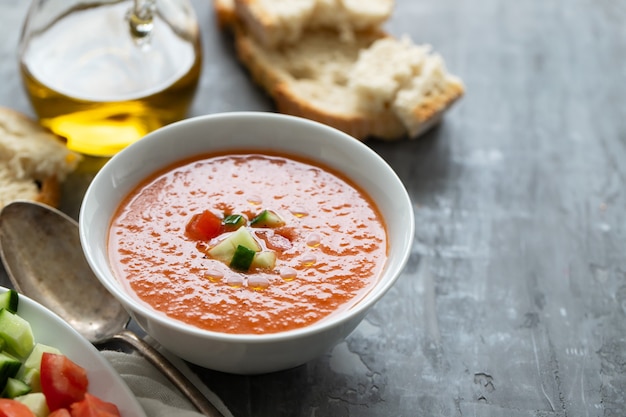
{"left": 108, "top": 152, "right": 388, "bottom": 334}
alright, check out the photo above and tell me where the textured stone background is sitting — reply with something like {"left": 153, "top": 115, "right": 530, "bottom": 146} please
{"left": 2, "top": 0, "right": 625, "bottom": 416}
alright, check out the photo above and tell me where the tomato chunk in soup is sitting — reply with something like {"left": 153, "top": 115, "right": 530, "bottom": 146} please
{"left": 108, "top": 151, "right": 388, "bottom": 334}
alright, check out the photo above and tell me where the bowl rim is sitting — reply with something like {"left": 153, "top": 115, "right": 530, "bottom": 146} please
{"left": 79, "top": 111, "right": 415, "bottom": 343}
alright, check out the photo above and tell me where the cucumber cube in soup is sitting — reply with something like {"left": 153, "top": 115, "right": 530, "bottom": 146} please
{"left": 230, "top": 245, "right": 256, "bottom": 271}
{"left": 208, "top": 227, "right": 260, "bottom": 262}
{"left": 250, "top": 210, "right": 285, "bottom": 228}
{"left": 222, "top": 214, "right": 246, "bottom": 230}
{"left": 0, "top": 309, "right": 34, "bottom": 358}
{"left": 251, "top": 251, "right": 276, "bottom": 269}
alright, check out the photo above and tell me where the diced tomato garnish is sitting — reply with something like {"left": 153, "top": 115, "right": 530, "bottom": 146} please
{"left": 185, "top": 210, "right": 222, "bottom": 241}
{"left": 48, "top": 409, "right": 72, "bottom": 417}
{"left": 40, "top": 353, "right": 88, "bottom": 411}
{"left": 275, "top": 227, "right": 297, "bottom": 241}
{"left": 69, "top": 394, "right": 121, "bottom": 417}
{"left": 0, "top": 399, "right": 35, "bottom": 417}
{"left": 255, "top": 230, "right": 292, "bottom": 252}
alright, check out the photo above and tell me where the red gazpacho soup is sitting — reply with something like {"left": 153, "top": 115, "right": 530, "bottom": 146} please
{"left": 108, "top": 151, "right": 388, "bottom": 334}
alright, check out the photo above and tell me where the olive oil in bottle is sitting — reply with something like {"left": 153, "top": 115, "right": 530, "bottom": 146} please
{"left": 19, "top": 0, "right": 202, "bottom": 156}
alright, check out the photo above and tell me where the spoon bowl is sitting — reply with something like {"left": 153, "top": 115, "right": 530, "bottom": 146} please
{"left": 0, "top": 201, "right": 128, "bottom": 343}
{"left": 0, "top": 201, "right": 222, "bottom": 417}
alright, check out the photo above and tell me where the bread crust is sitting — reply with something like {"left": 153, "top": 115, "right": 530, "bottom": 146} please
{"left": 273, "top": 83, "right": 407, "bottom": 141}
{"left": 37, "top": 176, "right": 61, "bottom": 207}
{"left": 213, "top": 0, "right": 239, "bottom": 28}
{"left": 400, "top": 80, "right": 464, "bottom": 137}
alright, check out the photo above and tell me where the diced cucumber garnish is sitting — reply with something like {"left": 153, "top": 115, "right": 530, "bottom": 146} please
{"left": 0, "top": 310, "right": 34, "bottom": 358}
{"left": 230, "top": 245, "right": 256, "bottom": 271}
{"left": 2, "top": 377, "right": 31, "bottom": 398}
{"left": 208, "top": 226, "right": 281, "bottom": 271}
{"left": 15, "top": 392, "right": 49, "bottom": 417}
{"left": 250, "top": 210, "right": 285, "bottom": 228}
{"left": 251, "top": 251, "right": 276, "bottom": 269}
{"left": 208, "top": 227, "right": 260, "bottom": 263}
{"left": 222, "top": 214, "right": 246, "bottom": 230}
{"left": 0, "top": 290, "right": 19, "bottom": 314}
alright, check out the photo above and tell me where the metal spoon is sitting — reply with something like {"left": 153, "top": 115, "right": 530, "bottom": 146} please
{"left": 0, "top": 201, "right": 223, "bottom": 417}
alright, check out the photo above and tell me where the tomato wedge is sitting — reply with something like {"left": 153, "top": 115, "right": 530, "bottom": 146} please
{"left": 40, "top": 353, "right": 88, "bottom": 411}
{"left": 70, "top": 394, "right": 121, "bottom": 417}
{"left": 0, "top": 399, "right": 35, "bottom": 417}
{"left": 48, "top": 409, "right": 71, "bottom": 417}
{"left": 185, "top": 210, "right": 222, "bottom": 241}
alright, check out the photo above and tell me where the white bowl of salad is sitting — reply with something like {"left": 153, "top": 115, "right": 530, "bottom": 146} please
{"left": 0, "top": 287, "right": 145, "bottom": 417}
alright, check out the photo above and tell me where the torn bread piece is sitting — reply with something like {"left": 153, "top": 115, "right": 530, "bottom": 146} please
{"left": 0, "top": 107, "right": 81, "bottom": 208}
{"left": 233, "top": 0, "right": 394, "bottom": 47}
{"left": 349, "top": 36, "right": 465, "bottom": 137}
{"left": 234, "top": 27, "right": 463, "bottom": 140}
{"left": 213, "top": 0, "right": 464, "bottom": 140}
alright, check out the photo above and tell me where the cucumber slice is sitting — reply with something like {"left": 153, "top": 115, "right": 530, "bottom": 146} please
{"left": 250, "top": 210, "right": 285, "bottom": 228}
{"left": 230, "top": 245, "right": 256, "bottom": 271}
{"left": 251, "top": 251, "right": 276, "bottom": 269}
{"left": 22, "top": 343, "right": 61, "bottom": 371}
{"left": 222, "top": 214, "right": 246, "bottom": 230}
{"left": 0, "top": 310, "right": 34, "bottom": 358}
{"left": 2, "top": 377, "right": 31, "bottom": 398}
{"left": 208, "top": 227, "right": 260, "bottom": 263}
{"left": 0, "top": 290, "right": 18, "bottom": 314}
{"left": 15, "top": 392, "right": 49, "bottom": 417}
{"left": 16, "top": 343, "right": 61, "bottom": 392}
{"left": 15, "top": 367, "right": 39, "bottom": 393}
{"left": 0, "top": 352, "right": 21, "bottom": 386}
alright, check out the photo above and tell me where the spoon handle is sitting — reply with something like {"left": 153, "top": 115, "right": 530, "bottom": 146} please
{"left": 112, "top": 329, "right": 224, "bottom": 417}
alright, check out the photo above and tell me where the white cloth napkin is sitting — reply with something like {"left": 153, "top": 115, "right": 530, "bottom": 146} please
{"left": 101, "top": 349, "right": 234, "bottom": 417}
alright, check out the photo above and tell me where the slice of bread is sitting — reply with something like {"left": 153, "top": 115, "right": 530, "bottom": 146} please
{"left": 0, "top": 107, "right": 81, "bottom": 208}
{"left": 213, "top": 0, "right": 464, "bottom": 140}
{"left": 232, "top": 0, "right": 394, "bottom": 48}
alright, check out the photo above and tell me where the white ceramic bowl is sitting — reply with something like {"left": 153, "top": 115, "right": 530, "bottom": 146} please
{"left": 0, "top": 287, "right": 146, "bottom": 417}
{"left": 79, "top": 112, "right": 414, "bottom": 374}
